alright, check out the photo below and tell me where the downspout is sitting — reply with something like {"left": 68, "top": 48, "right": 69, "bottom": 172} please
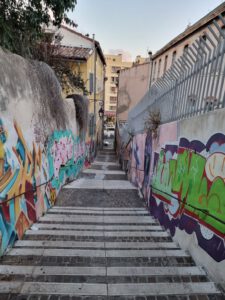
{"left": 93, "top": 34, "right": 97, "bottom": 130}
{"left": 148, "top": 51, "right": 153, "bottom": 90}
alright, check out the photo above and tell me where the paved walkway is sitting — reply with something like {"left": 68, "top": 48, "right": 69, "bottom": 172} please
{"left": 0, "top": 149, "right": 223, "bottom": 299}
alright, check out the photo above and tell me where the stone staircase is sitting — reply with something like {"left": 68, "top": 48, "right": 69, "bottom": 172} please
{"left": 0, "top": 149, "right": 223, "bottom": 299}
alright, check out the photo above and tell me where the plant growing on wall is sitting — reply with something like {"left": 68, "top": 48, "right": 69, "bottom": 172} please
{"left": 0, "top": 0, "right": 77, "bottom": 57}
{"left": 34, "top": 34, "right": 88, "bottom": 95}
{"left": 145, "top": 110, "right": 161, "bottom": 139}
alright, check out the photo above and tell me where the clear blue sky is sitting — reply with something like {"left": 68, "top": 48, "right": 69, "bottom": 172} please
{"left": 69, "top": 0, "right": 224, "bottom": 60}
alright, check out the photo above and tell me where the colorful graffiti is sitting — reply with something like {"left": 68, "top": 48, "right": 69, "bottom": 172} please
{"left": 143, "top": 132, "right": 152, "bottom": 204}
{"left": 0, "top": 118, "right": 87, "bottom": 254}
{"left": 47, "top": 130, "right": 85, "bottom": 192}
{"left": 150, "top": 133, "right": 225, "bottom": 262}
{"left": 130, "top": 134, "right": 146, "bottom": 188}
{"left": 85, "top": 139, "right": 96, "bottom": 167}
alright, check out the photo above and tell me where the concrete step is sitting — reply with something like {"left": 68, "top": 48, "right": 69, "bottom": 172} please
{"left": 64, "top": 179, "right": 136, "bottom": 190}
{"left": 52, "top": 206, "right": 146, "bottom": 211}
{"left": 0, "top": 152, "right": 222, "bottom": 299}
{"left": 0, "top": 281, "right": 221, "bottom": 297}
{"left": 0, "top": 265, "right": 205, "bottom": 277}
{"left": 14, "top": 240, "right": 179, "bottom": 249}
{"left": 29, "top": 223, "right": 163, "bottom": 231}
{"left": 39, "top": 215, "right": 156, "bottom": 223}
{"left": 0, "top": 265, "right": 210, "bottom": 285}
{"left": 90, "top": 164, "right": 121, "bottom": 170}
{"left": 91, "top": 161, "right": 119, "bottom": 166}
{"left": 8, "top": 248, "right": 189, "bottom": 258}
{"left": 82, "top": 169, "right": 125, "bottom": 174}
{"left": 25, "top": 229, "right": 169, "bottom": 238}
{"left": 47, "top": 209, "right": 149, "bottom": 215}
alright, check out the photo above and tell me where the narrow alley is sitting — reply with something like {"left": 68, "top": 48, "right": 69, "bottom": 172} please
{"left": 0, "top": 149, "right": 222, "bottom": 299}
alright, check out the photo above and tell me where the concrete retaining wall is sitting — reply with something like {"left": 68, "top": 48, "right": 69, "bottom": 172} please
{"left": 123, "top": 108, "right": 225, "bottom": 286}
{"left": 0, "top": 48, "right": 88, "bottom": 254}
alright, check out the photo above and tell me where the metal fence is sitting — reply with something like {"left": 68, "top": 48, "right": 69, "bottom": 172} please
{"left": 128, "top": 15, "right": 225, "bottom": 133}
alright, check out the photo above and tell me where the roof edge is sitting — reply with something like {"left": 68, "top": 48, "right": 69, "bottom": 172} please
{"left": 152, "top": 2, "right": 225, "bottom": 59}
{"left": 60, "top": 25, "right": 106, "bottom": 65}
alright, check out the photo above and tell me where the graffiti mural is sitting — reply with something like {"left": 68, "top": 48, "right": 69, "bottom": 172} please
{"left": 150, "top": 133, "right": 225, "bottom": 262}
{"left": 0, "top": 118, "right": 86, "bottom": 255}
{"left": 85, "top": 139, "right": 95, "bottom": 167}
{"left": 130, "top": 133, "right": 146, "bottom": 188}
{"left": 143, "top": 132, "right": 152, "bottom": 204}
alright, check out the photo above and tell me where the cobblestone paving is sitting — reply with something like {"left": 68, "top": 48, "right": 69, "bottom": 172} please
{"left": 0, "top": 149, "right": 223, "bottom": 299}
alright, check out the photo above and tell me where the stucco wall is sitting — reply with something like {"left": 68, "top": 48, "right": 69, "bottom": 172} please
{"left": 174, "top": 108, "right": 225, "bottom": 286}
{"left": 151, "top": 17, "right": 223, "bottom": 82}
{"left": 0, "top": 48, "right": 88, "bottom": 255}
{"left": 117, "top": 63, "right": 150, "bottom": 123}
{"left": 123, "top": 108, "right": 225, "bottom": 286}
{"left": 58, "top": 27, "right": 93, "bottom": 49}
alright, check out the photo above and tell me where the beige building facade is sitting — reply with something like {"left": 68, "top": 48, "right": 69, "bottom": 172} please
{"left": 46, "top": 24, "right": 106, "bottom": 147}
{"left": 104, "top": 54, "right": 133, "bottom": 120}
{"left": 151, "top": 2, "right": 225, "bottom": 83}
{"left": 117, "top": 2, "right": 225, "bottom": 126}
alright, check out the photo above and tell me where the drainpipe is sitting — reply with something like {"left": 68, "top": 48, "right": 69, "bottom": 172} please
{"left": 93, "top": 34, "right": 97, "bottom": 131}
{"left": 148, "top": 51, "right": 153, "bottom": 90}
{"left": 101, "top": 68, "right": 107, "bottom": 149}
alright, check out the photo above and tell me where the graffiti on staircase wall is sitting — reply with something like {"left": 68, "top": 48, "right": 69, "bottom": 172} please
{"left": 143, "top": 132, "right": 153, "bottom": 204}
{"left": 150, "top": 133, "right": 225, "bottom": 262}
{"left": 85, "top": 139, "right": 95, "bottom": 167}
{"left": 0, "top": 118, "right": 86, "bottom": 255}
{"left": 130, "top": 133, "right": 146, "bottom": 187}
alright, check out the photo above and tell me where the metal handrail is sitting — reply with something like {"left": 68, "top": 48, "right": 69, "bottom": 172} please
{"left": 151, "top": 185, "right": 225, "bottom": 226}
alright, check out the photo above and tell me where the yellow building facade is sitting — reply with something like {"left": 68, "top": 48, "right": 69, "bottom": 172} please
{"left": 52, "top": 26, "right": 106, "bottom": 149}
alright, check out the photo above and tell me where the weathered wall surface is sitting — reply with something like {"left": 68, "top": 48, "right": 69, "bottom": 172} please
{"left": 0, "top": 48, "right": 87, "bottom": 255}
{"left": 123, "top": 108, "right": 225, "bottom": 285}
{"left": 117, "top": 63, "right": 150, "bottom": 123}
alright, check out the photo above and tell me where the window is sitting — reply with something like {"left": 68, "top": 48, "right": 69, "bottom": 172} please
{"left": 164, "top": 55, "right": 168, "bottom": 73}
{"left": 111, "top": 76, "right": 117, "bottom": 83}
{"left": 197, "top": 35, "right": 207, "bottom": 63}
{"left": 89, "top": 73, "right": 94, "bottom": 93}
{"left": 153, "top": 61, "right": 157, "bottom": 81}
{"left": 110, "top": 97, "right": 117, "bottom": 103}
{"left": 183, "top": 44, "right": 189, "bottom": 54}
{"left": 202, "top": 34, "right": 206, "bottom": 41}
{"left": 188, "top": 94, "right": 197, "bottom": 108}
{"left": 204, "top": 96, "right": 218, "bottom": 112}
{"left": 109, "top": 105, "right": 116, "bottom": 111}
{"left": 110, "top": 87, "right": 117, "bottom": 93}
{"left": 111, "top": 66, "right": 120, "bottom": 73}
{"left": 89, "top": 114, "right": 95, "bottom": 136}
{"left": 172, "top": 51, "right": 177, "bottom": 64}
{"left": 111, "top": 76, "right": 119, "bottom": 85}
{"left": 157, "top": 59, "right": 161, "bottom": 78}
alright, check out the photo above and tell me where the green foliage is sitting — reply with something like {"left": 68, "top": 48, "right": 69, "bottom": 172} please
{"left": 0, "top": 0, "right": 77, "bottom": 57}
{"left": 34, "top": 34, "right": 88, "bottom": 95}
{"left": 51, "top": 59, "right": 89, "bottom": 96}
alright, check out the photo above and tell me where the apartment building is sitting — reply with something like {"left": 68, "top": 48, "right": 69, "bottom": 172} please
{"left": 104, "top": 54, "right": 133, "bottom": 121}
{"left": 151, "top": 2, "right": 225, "bottom": 82}
{"left": 47, "top": 24, "right": 106, "bottom": 148}
{"left": 117, "top": 2, "right": 225, "bottom": 127}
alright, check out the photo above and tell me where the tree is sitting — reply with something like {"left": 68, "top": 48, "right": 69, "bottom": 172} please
{"left": 0, "top": 0, "right": 77, "bottom": 57}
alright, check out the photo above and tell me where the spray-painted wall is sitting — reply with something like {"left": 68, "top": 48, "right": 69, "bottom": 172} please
{"left": 0, "top": 48, "right": 88, "bottom": 255}
{"left": 124, "top": 108, "right": 225, "bottom": 285}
